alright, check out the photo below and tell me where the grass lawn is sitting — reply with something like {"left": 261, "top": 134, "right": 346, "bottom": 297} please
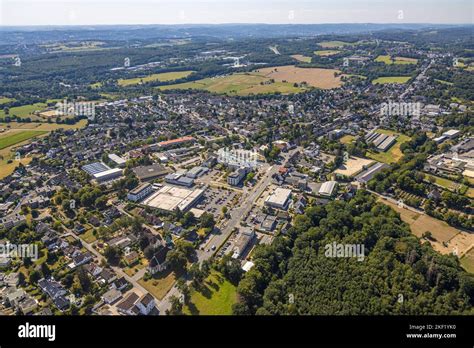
{"left": 314, "top": 50, "right": 341, "bottom": 56}
{"left": 184, "top": 271, "right": 237, "bottom": 315}
{"left": 81, "top": 229, "right": 97, "bottom": 243}
{"left": 0, "top": 130, "right": 47, "bottom": 150}
{"left": 340, "top": 134, "right": 355, "bottom": 144}
{"left": 366, "top": 129, "right": 411, "bottom": 164}
{"left": 460, "top": 248, "right": 474, "bottom": 274}
{"left": 372, "top": 76, "right": 411, "bottom": 84}
{"left": 424, "top": 173, "right": 459, "bottom": 191}
{"left": 375, "top": 55, "right": 418, "bottom": 65}
{"left": 118, "top": 71, "right": 194, "bottom": 86}
{"left": 138, "top": 268, "right": 177, "bottom": 300}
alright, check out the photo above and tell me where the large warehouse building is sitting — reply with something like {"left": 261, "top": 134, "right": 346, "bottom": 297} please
{"left": 82, "top": 162, "right": 123, "bottom": 183}
{"left": 142, "top": 185, "right": 205, "bottom": 212}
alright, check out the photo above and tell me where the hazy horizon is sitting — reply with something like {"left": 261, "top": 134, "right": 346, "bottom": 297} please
{"left": 0, "top": 0, "right": 472, "bottom": 26}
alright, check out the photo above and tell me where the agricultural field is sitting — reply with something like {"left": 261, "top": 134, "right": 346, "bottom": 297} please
{"left": 314, "top": 50, "right": 341, "bottom": 56}
{"left": 158, "top": 71, "right": 307, "bottom": 96}
{"left": 317, "top": 41, "right": 353, "bottom": 48}
{"left": 117, "top": 71, "right": 194, "bottom": 86}
{"left": 183, "top": 272, "right": 237, "bottom": 315}
{"left": 372, "top": 76, "right": 411, "bottom": 84}
{"left": 366, "top": 129, "right": 411, "bottom": 164}
{"left": 0, "top": 120, "right": 87, "bottom": 179}
{"left": 256, "top": 65, "right": 344, "bottom": 89}
{"left": 0, "top": 130, "right": 48, "bottom": 150}
{"left": 423, "top": 173, "right": 461, "bottom": 191}
{"left": 378, "top": 198, "right": 474, "bottom": 257}
{"left": 291, "top": 54, "right": 312, "bottom": 63}
{"left": 375, "top": 55, "right": 418, "bottom": 65}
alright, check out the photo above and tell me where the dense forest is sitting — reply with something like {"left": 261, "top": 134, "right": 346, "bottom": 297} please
{"left": 233, "top": 191, "right": 474, "bottom": 315}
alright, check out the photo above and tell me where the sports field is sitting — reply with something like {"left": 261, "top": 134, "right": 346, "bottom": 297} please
{"left": 334, "top": 156, "right": 374, "bottom": 177}
{"left": 372, "top": 76, "right": 411, "bottom": 85}
{"left": 375, "top": 55, "right": 418, "bottom": 65}
{"left": 118, "top": 71, "right": 194, "bottom": 86}
{"left": 0, "top": 99, "right": 62, "bottom": 120}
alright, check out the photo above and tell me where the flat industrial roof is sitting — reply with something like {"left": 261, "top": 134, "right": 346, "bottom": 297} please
{"left": 93, "top": 167, "right": 122, "bottom": 179}
{"left": 266, "top": 188, "right": 292, "bottom": 206}
{"left": 142, "top": 185, "right": 205, "bottom": 212}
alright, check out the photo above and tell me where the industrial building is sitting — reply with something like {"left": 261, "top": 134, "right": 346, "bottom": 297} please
{"left": 108, "top": 154, "right": 126, "bottom": 167}
{"left": 133, "top": 164, "right": 169, "bottom": 182}
{"left": 165, "top": 172, "right": 195, "bottom": 187}
{"left": 318, "top": 181, "right": 337, "bottom": 197}
{"left": 142, "top": 185, "right": 205, "bottom": 212}
{"left": 127, "top": 183, "right": 153, "bottom": 202}
{"left": 365, "top": 132, "right": 397, "bottom": 152}
{"left": 264, "top": 188, "right": 292, "bottom": 210}
{"left": 82, "top": 162, "right": 123, "bottom": 183}
{"left": 355, "top": 162, "right": 389, "bottom": 184}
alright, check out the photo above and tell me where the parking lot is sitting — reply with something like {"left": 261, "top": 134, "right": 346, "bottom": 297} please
{"left": 195, "top": 187, "right": 240, "bottom": 216}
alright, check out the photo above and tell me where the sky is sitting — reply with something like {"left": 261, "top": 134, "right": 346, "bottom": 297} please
{"left": 0, "top": 0, "right": 472, "bottom": 26}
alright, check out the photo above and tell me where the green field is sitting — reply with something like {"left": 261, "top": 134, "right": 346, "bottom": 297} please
{"left": 366, "top": 129, "right": 411, "bottom": 164}
{"left": 314, "top": 50, "right": 341, "bottom": 56}
{"left": 424, "top": 173, "right": 460, "bottom": 191}
{"left": 0, "top": 130, "right": 47, "bottom": 150}
{"left": 375, "top": 55, "right": 418, "bottom": 65}
{"left": 372, "top": 76, "right": 411, "bottom": 85}
{"left": 317, "top": 41, "right": 352, "bottom": 48}
{"left": 460, "top": 248, "right": 474, "bottom": 274}
{"left": 118, "top": 71, "right": 194, "bottom": 86}
{"left": 0, "top": 97, "right": 15, "bottom": 105}
{"left": 184, "top": 272, "right": 237, "bottom": 315}
{"left": 340, "top": 134, "right": 356, "bottom": 144}
{"left": 0, "top": 99, "right": 61, "bottom": 120}
{"left": 158, "top": 72, "right": 306, "bottom": 96}
{"left": 291, "top": 54, "right": 312, "bottom": 63}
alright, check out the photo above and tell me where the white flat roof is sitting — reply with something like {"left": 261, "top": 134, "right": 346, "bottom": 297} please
{"left": 142, "top": 185, "right": 205, "bottom": 212}
{"left": 319, "top": 181, "right": 337, "bottom": 195}
{"left": 93, "top": 168, "right": 123, "bottom": 179}
{"left": 266, "top": 188, "right": 292, "bottom": 206}
{"left": 108, "top": 153, "right": 126, "bottom": 165}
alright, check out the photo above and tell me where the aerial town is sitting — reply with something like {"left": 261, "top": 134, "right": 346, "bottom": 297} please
{"left": 0, "top": 20, "right": 472, "bottom": 319}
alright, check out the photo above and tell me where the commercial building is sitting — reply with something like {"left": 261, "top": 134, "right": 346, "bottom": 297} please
{"left": 127, "top": 183, "right": 153, "bottom": 202}
{"left": 165, "top": 172, "right": 195, "bottom": 187}
{"left": 232, "top": 229, "right": 256, "bottom": 259}
{"left": 142, "top": 185, "right": 205, "bottom": 212}
{"left": 265, "top": 188, "right": 292, "bottom": 210}
{"left": 186, "top": 166, "right": 208, "bottom": 179}
{"left": 133, "top": 164, "right": 169, "bottom": 182}
{"left": 227, "top": 167, "right": 247, "bottom": 186}
{"left": 82, "top": 162, "right": 122, "bottom": 182}
{"left": 108, "top": 154, "right": 126, "bottom": 167}
{"left": 443, "top": 129, "right": 461, "bottom": 139}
